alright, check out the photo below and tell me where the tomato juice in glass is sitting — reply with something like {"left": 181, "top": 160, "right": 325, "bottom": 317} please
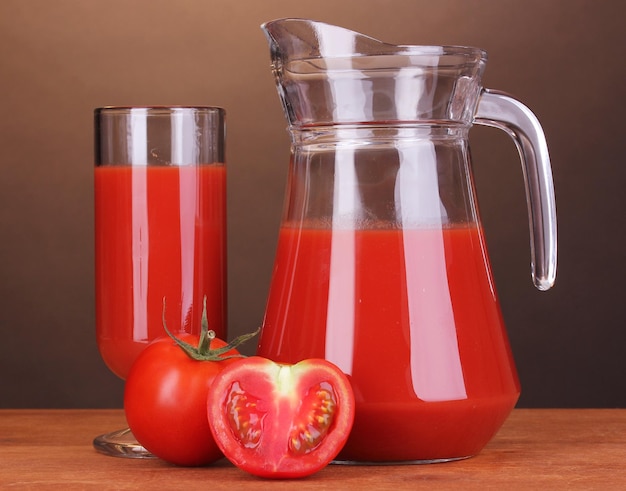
{"left": 95, "top": 164, "right": 226, "bottom": 379}
{"left": 258, "top": 224, "right": 520, "bottom": 462}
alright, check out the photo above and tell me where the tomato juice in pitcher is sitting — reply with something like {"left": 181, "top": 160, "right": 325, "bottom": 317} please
{"left": 261, "top": 224, "right": 519, "bottom": 461}
{"left": 257, "top": 19, "right": 556, "bottom": 462}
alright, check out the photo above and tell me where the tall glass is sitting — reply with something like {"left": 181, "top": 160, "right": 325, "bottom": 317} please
{"left": 93, "top": 106, "right": 226, "bottom": 458}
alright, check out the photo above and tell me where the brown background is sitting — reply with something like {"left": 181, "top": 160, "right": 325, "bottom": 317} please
{"left": 0, "top": 0, "right": 624, "bottom": 409}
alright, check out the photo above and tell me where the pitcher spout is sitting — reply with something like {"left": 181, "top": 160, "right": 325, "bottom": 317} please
{"left": 261, "top": 18, "right": 399, "bottom": 61}
{"left": 261, "top": 18, "right": 487, "bottom": 127}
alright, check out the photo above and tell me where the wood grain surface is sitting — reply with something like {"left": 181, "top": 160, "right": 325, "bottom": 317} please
{"left": 1, "top": 409, "right": 625, "bottom": 489}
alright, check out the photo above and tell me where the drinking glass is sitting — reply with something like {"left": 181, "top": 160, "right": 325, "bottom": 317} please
{"left": 93, "top": 106, "right": 226, "bottom": 457}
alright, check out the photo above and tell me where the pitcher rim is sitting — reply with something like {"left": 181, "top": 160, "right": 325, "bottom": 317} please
{"left": 261, "top": 18, "right": 488, "bottom": 62}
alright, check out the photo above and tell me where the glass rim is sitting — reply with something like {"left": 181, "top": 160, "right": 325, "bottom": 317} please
{"left": 394, "top": 44, "right": 487, "bottom": 60}
{"left": 94, "top": 105, "right": 225, "bottom": 115}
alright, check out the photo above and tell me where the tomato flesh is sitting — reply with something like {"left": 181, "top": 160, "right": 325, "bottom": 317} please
{"left": 207, "top": 357, "right": 355, "bottom": 478}
{"left": 225, "top": 381, "right": 264, "bottom": 448}
{"left": 289, "top": 381, "right": 339, "bottom": 455}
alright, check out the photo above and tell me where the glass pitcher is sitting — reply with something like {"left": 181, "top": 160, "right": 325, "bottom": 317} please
{"left": 256, "top": 18, "right": 557, "bottom": 463}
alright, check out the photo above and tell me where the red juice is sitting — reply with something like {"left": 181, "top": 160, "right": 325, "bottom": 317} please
{"left": 258, "top": 225, "right": 520, "bottom": 462}
{"left": 95, "top": 164, "right": 226, "bottom": 379}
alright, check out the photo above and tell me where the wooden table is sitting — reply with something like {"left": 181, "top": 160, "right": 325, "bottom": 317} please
{"left": 1, "top": 409, "right": 625, "bottom": 489}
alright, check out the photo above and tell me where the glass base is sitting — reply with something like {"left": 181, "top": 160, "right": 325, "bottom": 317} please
{"left": 93, "top": 427, "right": 155, "bottom": 459}
{"left": 331, "top": 455, "right": 471, "bottom": 465}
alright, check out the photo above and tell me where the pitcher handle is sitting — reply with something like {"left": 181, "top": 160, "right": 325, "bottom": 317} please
{"left": 474, "top": 88, "right": 557, "bottom": 291}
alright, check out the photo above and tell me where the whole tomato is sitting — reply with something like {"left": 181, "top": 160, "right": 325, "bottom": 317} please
{"left": 207, "top": 356, "right": 355, "bottom": 478}
{"left": 124, "top": 304, "right": 258, "bottom": 467}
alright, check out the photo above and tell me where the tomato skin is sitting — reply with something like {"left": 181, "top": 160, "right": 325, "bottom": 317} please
{"left": 207, "top": 356, "right": 355, "bottom": 478}
{"left": 124, "top": 334, "right": 238, "bottom": 466}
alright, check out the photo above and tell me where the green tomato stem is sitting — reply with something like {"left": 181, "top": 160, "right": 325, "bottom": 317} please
{"left": 161, "top": 296, "right": 259, "bottom": 362}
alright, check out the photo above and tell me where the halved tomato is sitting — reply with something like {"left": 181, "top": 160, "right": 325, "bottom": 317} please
{"left": 207, "top": 356, "right": 355, "bottom": 478}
